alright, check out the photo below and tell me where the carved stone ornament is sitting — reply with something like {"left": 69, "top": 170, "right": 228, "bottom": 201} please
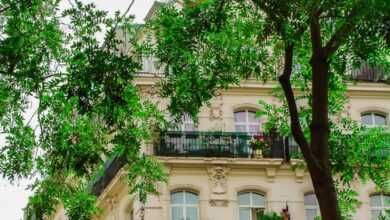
{"left": 209, "top": 91, "right": 223, "bottom": 120}
{"left": 209, "top": 199, "right": 229, "bottom": 207}
{"left": 207, "top": 166, "right": 230, "bottom": 195}
{"left": 210, "top": 106, "right": 223, "bottom": 120}
{"left": 294, "top": 167, "right": 305, "bottom": 183}
{"left": 265, "top": 167, "right": 276, "bottom": 183}
{"left": 105, "top": 195, "right": 117, "bottom": 211}
{"left": 140, "top": 85, "right": 159, "bottom": 99}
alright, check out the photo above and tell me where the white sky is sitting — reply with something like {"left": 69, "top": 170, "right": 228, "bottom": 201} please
{"left": 0, "top": 1, "right": 155, "bottom": 219}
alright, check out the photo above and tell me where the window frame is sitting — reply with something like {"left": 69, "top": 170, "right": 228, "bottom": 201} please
{"left": 304, "top": 192, "right": 320, "bottom": 220}
{"left": 238, "top": 191, "right": 266, "bottom": 220}
{"left": 370, "top": 193, "right": 390, "bottom": 220}
{"left": 173, "top": 113, "right": 196, "bottom": 132}
{"left": 361, "top": 112, "right": 387, "bottom": 127}
{"left": 170, "top": 190, "right": 200, "bottom": 220}
{"left": 234, "top": 110, "right": 261, "bottom": 134}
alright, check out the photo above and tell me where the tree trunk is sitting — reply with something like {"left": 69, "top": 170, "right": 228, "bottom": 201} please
{"left": 309, "top": 55, "right": 343, "bottom": 220}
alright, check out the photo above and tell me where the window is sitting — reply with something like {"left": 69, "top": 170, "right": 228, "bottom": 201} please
{"left": 234, "top": 110, "right": 261, "bottom": 134}
{"left": 181, "top": 113, "right": 196, "bottom": 131}
{"left": 304, "top": 193, "right": 320, "bottom": 220}
{"left": 171, "top": 191, "right": 199, "bottom": 220}
{"left": 238, "top": 192, "right": 265, "bottom": 220}
{"left": 370, "top": 194, "right": 390, "bottom": 220}
{"left": 174, "top": 113, "right": 196, "bottom": 131}
{"left": 361, "top": 112, "right": 387, "bottom": 126}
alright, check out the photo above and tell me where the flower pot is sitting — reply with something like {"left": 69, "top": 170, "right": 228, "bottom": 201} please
{"left": 254, "top": 149, "right": 263, "bottom": 158}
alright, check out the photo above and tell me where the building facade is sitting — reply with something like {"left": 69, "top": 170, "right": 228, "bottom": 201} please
{"left": 50, "top": 73, "right": 390, "bottom": 220}
{"left": 49, "top": 2, "right": 390, "bottom": 220}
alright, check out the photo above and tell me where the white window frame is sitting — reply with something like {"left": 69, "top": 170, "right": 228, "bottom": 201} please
{"left": 370, "top": 194, "right": 390, "bottom": 220}
{"left": 238, "top": 192, "right": 266, "bottom": 220}
{"left": 234, "top": 110, "right": 261, "bottom": 134}
{"left": 361, "top": 112, "right": 387, "bottom": 127}
{"left": 180, "top": 113, "right": 196, "bottom": 131}
{"left": 304, "top": 193, "right": 320, "bottom": 220}
{"left": 170, "top": 190, "right": 199, "bottom": 220}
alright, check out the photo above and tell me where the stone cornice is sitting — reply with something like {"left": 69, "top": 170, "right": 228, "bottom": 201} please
{"left": 134, "top": 77, "right": 390, "bottom": 98}
{"left": 157, "top": 156, "right": 304, "bottom": 168}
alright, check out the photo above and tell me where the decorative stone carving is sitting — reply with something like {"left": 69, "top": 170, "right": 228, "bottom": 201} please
{"left": 207, "top": 166, "right": 230, "bottom": 194}
{"left": 265, "top": 167, "right": 277, "bottom": 182}
{"left": 209, "top": 199, "right": 229, "bottom": 207}
{"left": 105, "top": 195, "right": 118, "bottom": 211}
{"left": 294, "top": 167, "right": 305, "bottom": 183}
{"left": 207, "top": 165, "right": 231, "bottom": 207}
{"left": 209, "top": 91, "right": 223, "bottom": 120}
{"left": 139, "top": 85, "right": 160, "bottom": 99}
{"left": 136, "top": 203, "right": 145, "bottom": 220}
{"left": 210, "top": 106, "right": 223, "bottom": 120}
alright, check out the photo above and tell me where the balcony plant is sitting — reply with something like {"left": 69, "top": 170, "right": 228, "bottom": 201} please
{"left": 250, "top": 134, "right": 271, "bottom": 158}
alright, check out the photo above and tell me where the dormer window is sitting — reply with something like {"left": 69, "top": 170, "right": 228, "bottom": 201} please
{"left": 361, "top": 112, "right": 387, "bottom": 126}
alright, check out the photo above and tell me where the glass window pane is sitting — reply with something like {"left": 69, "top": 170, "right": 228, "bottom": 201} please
{"left": 249, "top": 125, "right": 260, "bottom": 133}
{"left": 361, "top": 114, "right": 373, "bottom": 125}
{"left": 371, "top": 210, "right": 381, "bottom": 220}
{"left": 234, "top": 111, "right": 246, "bottom": 122}
{"left": 238, "top": 193, "right": 251, "bottom": 206}
{"left": 184, "top": 123, "right": 195, "bottom": 131}
{"left": 374, "top": 114, "right": 386, "bottom": 126}
{"left": 235, "top": 125, "right": 247, "bottom": 132}
{"left": 186, "top": 207, "right": 198, "bottom": 220}
{"left": 171, "top": 192, "right": 184, "bottom": 204}
{"left": 185, "top": 192, "right": 199, "bottom": 205}
{"left": 183, "top": 113, "right": 191, "bottom": 122}
{"left": 252, "top": 193, "right": 265, "bottom": 207}
{"left": 172, "top": 207, "right": 183, "bottom": 220}
{"left": 370, "top": 195, "right": 382, "bottom": 207}
{"left": 304, "top": 193, "right": 318, "bottom": 206}
{"left": 305, "top": 209, "right": 318, "bottom": 220}
{"left": 384, "top": 195, "right": 390, "bottom": 207}
{"left": 248, "top": 111, "right": 258, "bottom": 123}
{"left": 239, "top": 208, "right": 251, "bottom": 220}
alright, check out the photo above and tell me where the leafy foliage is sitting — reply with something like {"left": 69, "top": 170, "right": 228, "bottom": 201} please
{"left": 149, "top": 0, "right": 390, "bottom": 219}
{"left": 0, "top": 0, "right": 166, "bottom": 219}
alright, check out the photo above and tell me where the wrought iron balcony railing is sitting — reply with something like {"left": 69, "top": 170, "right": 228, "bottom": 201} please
{"left": 155, "top": 131, "right": 300, "bottom": 160}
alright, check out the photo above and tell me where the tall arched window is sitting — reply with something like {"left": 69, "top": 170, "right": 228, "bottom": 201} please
{"left": 304, "top": 192, "right": 320, "bottom": 220}
{"left": 370, "top": 194, "right": 390, "bottom": 220}
{"left": 361, "top": 112, "right": 387, "bottom": 126}
{"left": 171, "top": 191, "right": 199, "bottom": 220}
{"left": 234, "top": 110, "right": 260, "bottom": 134}
{"left": 238, "top": 192, "right": 265, "bottom": 220}
{"left": 170, "top": 113, "right": 196, "bottom": 131}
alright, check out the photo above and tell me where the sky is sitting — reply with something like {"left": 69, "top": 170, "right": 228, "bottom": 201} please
{"left": 0, "top": 1, "right": 155, "bottom": 219}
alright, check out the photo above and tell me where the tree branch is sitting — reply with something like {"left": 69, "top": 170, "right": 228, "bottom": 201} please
{"left": 0, "top": 6, "right": 10, "bottom": 14}
{"left": 101, "top": 0, "right": 135, "bottom": 49}
{"left": 278, "top": 44, "right": 320, "bottom": 168}
{"left": 323, "top": 0, "right": 365, "bottom": 57}
{"left": 310, "top": 16, "right": 322, "bottom": 57}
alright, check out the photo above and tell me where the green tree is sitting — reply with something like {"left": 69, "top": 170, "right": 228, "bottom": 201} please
{"left": 0, "top": 0, "right": 166, "bottom": 219}
{"left": 149, "top": 1, "right": 390, "bottom": 219}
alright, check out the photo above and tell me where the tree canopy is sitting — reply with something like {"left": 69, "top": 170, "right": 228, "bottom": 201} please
{"left": 149, "top": 0, "right": 390, "bottom": 219}
{"left": 0, "top": 0, "right": 166, "bottom": 219}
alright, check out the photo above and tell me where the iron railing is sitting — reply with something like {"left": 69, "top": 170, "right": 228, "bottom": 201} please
{"left": 155, "top": 131, "right": 300, "bottom": 159}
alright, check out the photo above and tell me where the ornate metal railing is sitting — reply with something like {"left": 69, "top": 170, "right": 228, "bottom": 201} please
{"left": 155, "top": 131, "right": 300, "bottom": 159}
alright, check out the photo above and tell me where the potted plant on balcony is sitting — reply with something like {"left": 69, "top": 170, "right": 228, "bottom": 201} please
{"left": 250, "top": 134, "right": 271, "bottom": 158}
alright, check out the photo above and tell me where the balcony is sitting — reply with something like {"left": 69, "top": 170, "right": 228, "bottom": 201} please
{"left": 155, "top": 131, "right": 300, "bottom": 160}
